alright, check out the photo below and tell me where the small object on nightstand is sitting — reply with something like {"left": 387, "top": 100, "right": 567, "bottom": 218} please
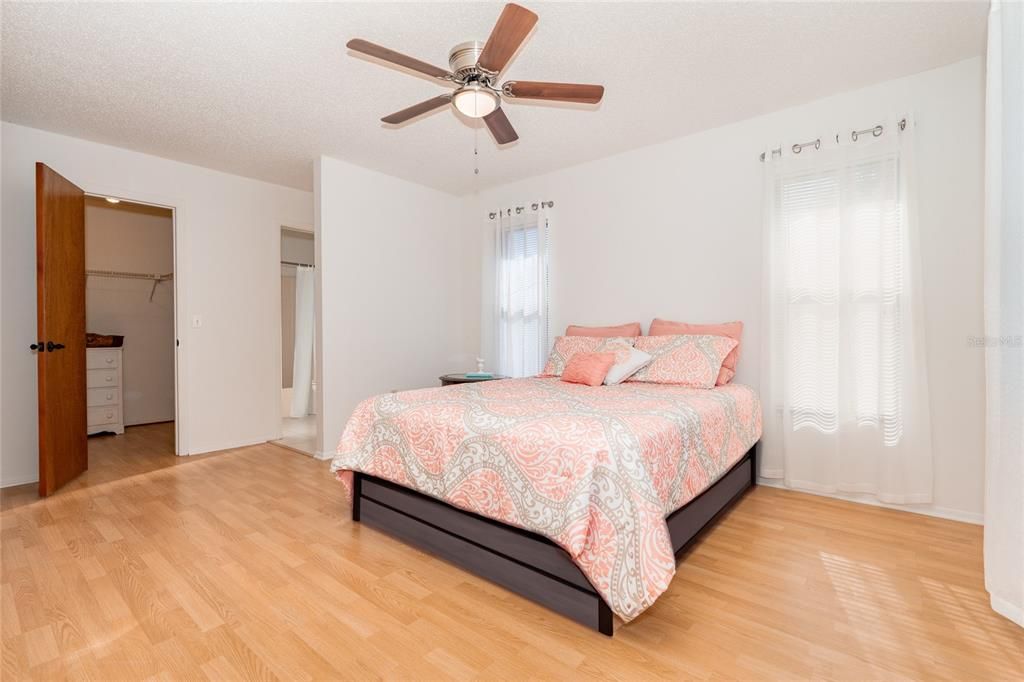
{"left": 440, "top": 373, "right": 509, "bottom": 387}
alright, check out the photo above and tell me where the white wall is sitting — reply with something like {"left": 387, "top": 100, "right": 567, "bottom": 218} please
{"left": 469, "top": 58, "right": 986, "bottom": 522}
{"left": 1, "top": 123, "right": 312, "bottom": 486}
{"left": 315, "top": 156, "right": 475, "bottom": 458}
{"left": 86, "top": 201, "right": 175, "bottom": 425}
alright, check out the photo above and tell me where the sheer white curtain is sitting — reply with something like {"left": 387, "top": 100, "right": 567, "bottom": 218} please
{"left": 289, "top": 265, "right": 315, "bottom": 417}
{"left": 760, "top": 119, "right": 933, "bottom": 503}
{"left": 984, "top": 0, "right": 1023, "bottom": 628}
{"left": 494, "top": 207, "right": 550, "bottom": 377}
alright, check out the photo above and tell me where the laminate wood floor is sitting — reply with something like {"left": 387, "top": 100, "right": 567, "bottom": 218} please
{"left": 1, "top": 436, "right": 1021, "bottom": 680}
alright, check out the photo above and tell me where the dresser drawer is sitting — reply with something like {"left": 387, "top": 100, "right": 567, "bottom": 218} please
{"left": 87, "top": 387, "right": 120, "bottom": 407}
{"left": 87, "top": 405, "right": 121, "bottom": 427}
{"left": 86, "top": 348, "right": 121, "bottom": 369}
{"left": 87, "top": 368, "right": 119, "bottom": 388}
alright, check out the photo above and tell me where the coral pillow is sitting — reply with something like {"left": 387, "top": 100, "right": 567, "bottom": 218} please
{"left": 565, "top": 322, "right": 642, "bottom": 338}
{"left": 561, "top": 352, "right": 616, "bottom": 386}
{"left": 648, "top": 319, "right": 743, "bottom": 384}
{"left": 541, "top": 336, "right": 636, "bottom": 377}
{"left": 628, "top": 335, "right": 739, "bottom": 388}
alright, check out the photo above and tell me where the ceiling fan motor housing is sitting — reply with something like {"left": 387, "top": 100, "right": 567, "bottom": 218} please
{"left": 448, "top": 41, "right": 489, "bottom": 81}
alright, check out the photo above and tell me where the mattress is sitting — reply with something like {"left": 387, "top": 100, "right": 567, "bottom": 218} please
{"left": 331, "top": 377, "right": 762, "bottom": 621}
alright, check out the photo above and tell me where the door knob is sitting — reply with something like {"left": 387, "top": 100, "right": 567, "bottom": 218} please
{"left": 29, "top": 341, "right": 45, "bottom": 351}
{"left": 46, "top": 341, "right": 65, "bottom": 352}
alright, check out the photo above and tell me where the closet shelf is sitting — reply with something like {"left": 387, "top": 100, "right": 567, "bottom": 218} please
{"left": 86, "top": 269, "right": 174, "bottom": 302}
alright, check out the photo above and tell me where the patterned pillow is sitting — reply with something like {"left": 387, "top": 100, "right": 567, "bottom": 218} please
{"left": 541, "top": 336, "right": 636, "bottom": 377}
{"left": 627, "top": 335, "right": 739, "bottom": 388}
{"left": 648, "top": 319, "right": 743, "bottom": 385}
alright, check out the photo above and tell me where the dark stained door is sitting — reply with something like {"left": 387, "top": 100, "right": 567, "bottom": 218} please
{"left": 35, "top": 162, "right": 87, "bottom": 496}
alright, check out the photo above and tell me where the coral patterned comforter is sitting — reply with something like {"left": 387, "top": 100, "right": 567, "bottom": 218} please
{"left": 331, "top": 377, "right": 762, "bottom": 621}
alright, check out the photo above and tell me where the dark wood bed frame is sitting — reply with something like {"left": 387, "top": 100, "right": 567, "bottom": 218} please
{"left": 352, "top": 443, "right": 758, "bottom": 636}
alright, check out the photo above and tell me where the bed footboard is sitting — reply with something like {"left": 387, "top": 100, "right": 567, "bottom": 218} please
{"left": 349, "top": 444, "right": 757, "bottom": 636}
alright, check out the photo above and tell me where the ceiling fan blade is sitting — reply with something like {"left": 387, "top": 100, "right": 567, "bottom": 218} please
{"left": 347, "top": 38, "right": 452, "bottom": 80}
{"left": 477, "top": 3, "right": 538, "bottom": 74}
{"left": 381, "top": 95, "right": 452, "bottom": 124}
{"left": 484, "top": 107, "right": 518, "bottom": 144}
{"left": 503, "top": 81, "right": 604, "bottom": 104}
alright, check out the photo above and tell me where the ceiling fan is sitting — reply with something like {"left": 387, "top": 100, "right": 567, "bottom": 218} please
{"left": 346, "top": 3, "right": 604, "bottom": 144}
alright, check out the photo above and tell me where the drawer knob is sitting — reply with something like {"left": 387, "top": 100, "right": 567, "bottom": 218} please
{"left": 105, "top": 357, "right": 113, "bottom": 364}
{"left": 106, "top": 412, "right": 113, "bottom": 419}
{"left": 106, "top": 393, "right": 113, "bottom": 400}
{"left": 105, "top": 376, "right": 113, "bottom": 382}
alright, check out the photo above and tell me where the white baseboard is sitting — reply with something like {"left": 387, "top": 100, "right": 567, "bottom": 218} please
{"left": 0, "top": 474, "right": 38, "bottom": 489}
{"left": 990, "top": 594, "right": 1024, "bottom": 628}
{"left": 188, "top": 435, "right": 277, "bottom": 456}
{"left": 756, "top": 478, "right": 983, "bottom": 525}
{"left": 314, "top": 450, "right": 332, "bottom": 461}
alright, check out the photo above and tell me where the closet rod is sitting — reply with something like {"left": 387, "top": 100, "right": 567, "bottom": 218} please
{"left": 281, "top": 260, "right": 315, "bottom": 268}
{"left": 86, "top": 269, "right": 173, "bottom": 302}
{"left": 86, "top": 269, "right": 173, "bottom": 281}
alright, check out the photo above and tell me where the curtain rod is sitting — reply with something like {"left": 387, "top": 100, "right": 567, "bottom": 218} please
{"left": 759, "top": 117, "right": 907, "bottom": 162}
{"left": 489, "top": 201, "right": 554, "bottom": 220}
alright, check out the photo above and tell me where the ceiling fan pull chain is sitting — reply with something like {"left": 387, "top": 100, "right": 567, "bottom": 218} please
{"left": 474, "top": 126, "right": 480, "bottom": 176}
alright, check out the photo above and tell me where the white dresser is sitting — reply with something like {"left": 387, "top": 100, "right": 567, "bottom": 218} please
{"left": 86, "top": 347, "right": 125, "bottom": 435}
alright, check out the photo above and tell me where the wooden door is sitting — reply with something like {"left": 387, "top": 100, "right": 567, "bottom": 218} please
{"left": 35, "top": 162, "right": 88, "bottom": 496}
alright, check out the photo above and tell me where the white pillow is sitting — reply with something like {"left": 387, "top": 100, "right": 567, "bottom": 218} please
{"left": 604, "top": 347, "right": 653, "bottom": 385}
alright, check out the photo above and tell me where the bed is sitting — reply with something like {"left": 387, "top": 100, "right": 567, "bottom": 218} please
{"left": 331, "top": 377, "right": 762, "bottom": 635}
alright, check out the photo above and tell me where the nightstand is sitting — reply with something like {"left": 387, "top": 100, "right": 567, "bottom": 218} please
{"left": 439, "top": 373, "right": 509, "bottom": 387}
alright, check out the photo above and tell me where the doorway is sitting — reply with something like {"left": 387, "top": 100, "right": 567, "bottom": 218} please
{"left": 84, "top": 195, "right": 178, "bottom": 478}
{"left": 31, "top": 163, "right": 185, "bottom": 498}
{"left": 275, "top": 227, "right": 316, "bottom": 455}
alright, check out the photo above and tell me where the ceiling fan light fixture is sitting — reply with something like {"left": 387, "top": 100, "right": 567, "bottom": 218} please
{"left": 452, "top": 84, "right": 499, "bottom": 119}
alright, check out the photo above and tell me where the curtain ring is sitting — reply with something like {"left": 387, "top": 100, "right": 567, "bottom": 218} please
{"left": 792, "top": 144, "right": 802, "bottom": 154}
{"left": 872, "top": 125, "right": 883, "bottom": 137}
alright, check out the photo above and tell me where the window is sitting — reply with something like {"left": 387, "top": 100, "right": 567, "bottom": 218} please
{"left": 494, "top": 210, "right": 549, "bottom": 377}
{"left": 760, "top": 121, "right": 932, "bottom": 502}
{"left": 774, "top": 153, "right": 905, "bottom": 444}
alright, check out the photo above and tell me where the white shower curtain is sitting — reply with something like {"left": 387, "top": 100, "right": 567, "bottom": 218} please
{"left": 983, "top": 0, "right": 1023, "bottom": 628}
{"left": 760, "top": 118, "right": 933, "bottom": 503}
{"left": 290, "top": 265, "right": 315, "bottom": 418}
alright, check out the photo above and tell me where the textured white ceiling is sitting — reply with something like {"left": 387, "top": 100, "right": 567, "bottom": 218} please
{"left": 1, "top": 2, "right": 987, "bottom": 195}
